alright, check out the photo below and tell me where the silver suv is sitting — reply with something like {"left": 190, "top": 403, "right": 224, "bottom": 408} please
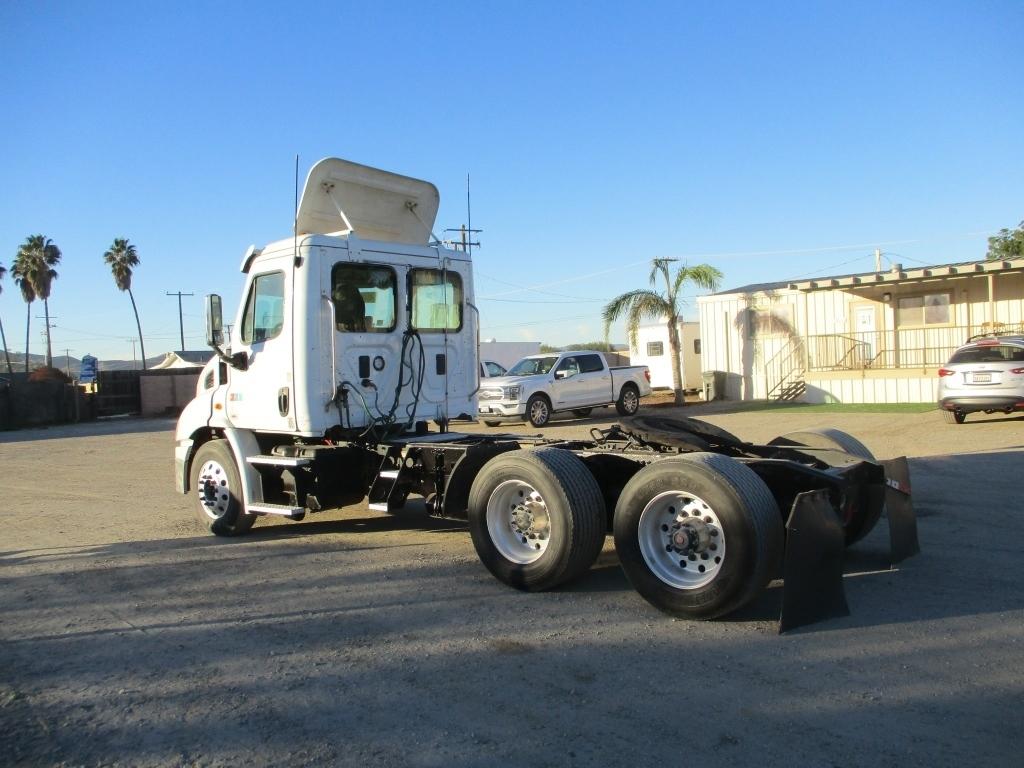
{"left": 938, "top": 334, "right": 1024, "bottom": 423}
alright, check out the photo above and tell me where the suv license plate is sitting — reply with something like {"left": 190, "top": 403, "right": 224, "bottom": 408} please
{"left": 973, "top": 372, "right": 992, "bottom": 383}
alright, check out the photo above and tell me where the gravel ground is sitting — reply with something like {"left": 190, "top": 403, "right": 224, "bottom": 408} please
{"left": 1, "top": 403, "right": 1022, "bottom": 767}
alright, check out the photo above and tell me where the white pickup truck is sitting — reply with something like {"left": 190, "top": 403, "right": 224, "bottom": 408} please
{"left": 477, "top": 350, "right": 652, "bottom": 427}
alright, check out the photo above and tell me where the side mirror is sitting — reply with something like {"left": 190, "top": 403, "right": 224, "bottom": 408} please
{"left": 206, "top": 294, "right": 224, "bottom": 347}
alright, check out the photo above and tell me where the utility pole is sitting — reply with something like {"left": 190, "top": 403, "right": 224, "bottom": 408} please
{"left": 442, "top": 225, "right": 482, "bottom": 253}
{"left": 875, "top": 248, "right": 882, "bottom": 272}
{"left": 166, "top": 291, "right": 194, "bottom": 352}
{"left": 64, "top": 348, "right": 72, "bottom": 377}
{"left": 127, "top": 338, "right": 138, "bottom": 370}
{"left": 36, "top": 315, "right": 57, "bottom": 368}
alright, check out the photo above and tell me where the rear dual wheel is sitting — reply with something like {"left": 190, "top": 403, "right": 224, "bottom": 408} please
{"left": 769, "top": 427, "right": 880, "bottom": 545}
{"left": 468, "top": 448, "right": 606, "bottom": 591}
{"left": 613, "top": 454, "right": 783, "bottom": 619}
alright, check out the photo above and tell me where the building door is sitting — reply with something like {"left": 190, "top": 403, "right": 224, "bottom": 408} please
{"left": 854, "top": 305, "right": 876, "bottom": 365}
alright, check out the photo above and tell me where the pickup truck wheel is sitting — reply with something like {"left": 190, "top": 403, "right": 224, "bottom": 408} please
{"left": 615, "top": 383, "right": 641, "bottom": 416}
{"left": 613, "top": 453, "right": 783, "bottom": 619}
{"left": 526, "top": 394, "right": 552, "bottom": 427}
{"left": 767, "top": 427, "right": 879, "bottom": 545}
{"left": 571, "top": 408, "right": 592, "bottom": 418}
{"left": 942, "top": 409, "right": 966, "bottom": 424}
{"left": 468, "top": 448, "right": 606, "bottom": 591}
{"left": 191, "top": 440, "right": 255, "bottom": 536}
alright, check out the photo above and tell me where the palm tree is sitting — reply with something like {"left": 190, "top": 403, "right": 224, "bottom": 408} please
{"left": 603, "top": 258, "right": 722, "bottom": 405}
{"left": 14, "top": 235, "right": 61, "bottom": 368}
{"left": 103, "top": 238, "right": 147, "bottom": 370}
{"left": 0, "top": 261, "right": 12, "bottom": 373}
{"left": 11, "top": 249, "right": 38, "bottom": 372}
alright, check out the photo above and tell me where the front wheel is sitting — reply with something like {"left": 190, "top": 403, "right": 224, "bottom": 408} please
{"left": 942, "top": 409, "right": 966, "bottom": 424}
{"left": 615, "top": 384, "right": 640, "bottom": 416}
{"left": 613, "top": 453, "right": 783, "bottom": 619}
{"left": 526, "top": 395, "right": 552, "bottom": 427}
{"left": 190, "top": 440, "right": 255, "bottom": 536}
{"left": 468, "top": 448, "right": 606, "bottom": 591}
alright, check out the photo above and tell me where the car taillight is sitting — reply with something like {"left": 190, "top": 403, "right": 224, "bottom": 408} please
{"left": 644, "top": 369, "right": 651, "bottom": 383}
{"left": 1011, "top": 367, "right": 1024, "bottom": 375}
{"left": 938, "top": 368, "right": 956, "bottom": 377}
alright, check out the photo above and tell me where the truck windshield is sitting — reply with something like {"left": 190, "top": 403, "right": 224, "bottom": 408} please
{"left": 507, "top": 356, "right": 559, "bottom": 376}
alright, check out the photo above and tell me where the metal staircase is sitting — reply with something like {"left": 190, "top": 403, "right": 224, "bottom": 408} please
{"left": 765, "top": 339, "right": 806, "bottom": 401}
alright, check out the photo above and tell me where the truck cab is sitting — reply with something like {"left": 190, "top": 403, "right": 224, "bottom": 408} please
{"left": 176, "top": 158, "right": 479, "bottom": 504}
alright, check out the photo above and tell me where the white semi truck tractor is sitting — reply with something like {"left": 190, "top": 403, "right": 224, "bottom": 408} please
{"left": 174, "top": 157, "right": 917, "bottom": 630}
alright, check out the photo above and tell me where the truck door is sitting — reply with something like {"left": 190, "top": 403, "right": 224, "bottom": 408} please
{"left": 408, "top": 264, "right": 471, "bottom": 421}
{"left": 328, "top": 261, "right": 404, "bottom": 430}
{"left": 225, "top": 257, "right": 295, "bottom": 431}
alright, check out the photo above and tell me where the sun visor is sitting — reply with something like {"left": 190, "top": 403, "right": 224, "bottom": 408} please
{"left": 295, "top": 157, "right": 440, "bottom": 245}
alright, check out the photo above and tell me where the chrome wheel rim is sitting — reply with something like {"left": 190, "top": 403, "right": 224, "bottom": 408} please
{"left": 530, "top": 399, "right": 549, "bottom": 425}
{"left": 623, "top": 389, "right": 639, "bottom": 413}
{"left": 637, "top": 490, "right": 726, "bottom": 589}
{"left": 486, "top": 479, "right": 551, "bottom": 564}
{"left": 196, "top": 458, "right": 232, "bottom": 521}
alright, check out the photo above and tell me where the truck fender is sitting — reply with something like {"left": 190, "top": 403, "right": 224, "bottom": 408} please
{"left": 442, "top": 442, "right": 521, "bottom": 519}
{"left": 222, "top": 428, "right": 262, "bottom": 512}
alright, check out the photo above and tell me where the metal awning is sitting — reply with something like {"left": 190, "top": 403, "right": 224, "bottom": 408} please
{"left": 787, "top": 257, "right": 1024, "bottom": 292}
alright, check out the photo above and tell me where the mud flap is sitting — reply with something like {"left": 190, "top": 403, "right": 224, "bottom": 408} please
{"left": 778, "top": 489, "right": 849, "bottom": 634}
{"left": 880, "top": 456, "right": 919, "bottom": 564}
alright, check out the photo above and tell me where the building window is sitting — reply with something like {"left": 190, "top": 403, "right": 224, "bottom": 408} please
{"left": 647, "top": 341, "right": 664, "bottom": 356}
{"left": 897, "top": 293, "right": 950, "bottom": 327}
{"left": 411, "top": 269, "right": 463, "bottom": 332}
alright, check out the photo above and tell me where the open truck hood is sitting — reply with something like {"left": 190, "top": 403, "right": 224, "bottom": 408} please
{"left": 295, "top": 157, "right": 440, "bottom": 245}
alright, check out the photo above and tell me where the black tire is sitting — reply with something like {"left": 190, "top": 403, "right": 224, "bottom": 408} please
{"left": 769, "top": 427, "right": 873, "bottom": 461}
{"left": 526, "top": 394, "right": 552, "bottom": 427}
{"left": 613, "top": 453, "right": 783, "bottom": 619}
{"left": 483, "top": 420, "right": 502, "bottom": 427}
{"left": 468, "top": 448, "right": 606, "bottom": 591}
{"left": 615, "top": 383, "right": 641, "bottom": 416}
{"left": 768, "top": 427, "right": 879, "bottom": 545}
{"left": 571, "top": 408, "right": 593, "bottom": 418}
{"left": 942, "top": 409, "right": 966, "bottom": 424}
{"left": 190, "top": 440, "right": 256, "bottom": 536}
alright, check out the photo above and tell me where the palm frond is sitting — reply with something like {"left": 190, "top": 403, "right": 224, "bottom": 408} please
{"left": 603, "top": 289, "right": 671, "bottom": 348}
{"left": 672, "top": 263, "right": 723, "bottom": 296}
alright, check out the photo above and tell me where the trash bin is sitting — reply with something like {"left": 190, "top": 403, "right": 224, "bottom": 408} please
{"left": 702, "top": 370, "right": 726, "bottom": 401}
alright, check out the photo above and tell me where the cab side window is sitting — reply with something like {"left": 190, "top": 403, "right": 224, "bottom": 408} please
{"left": 241, "top": 271, "right": 285, "bottom": 344}
{"left": 578, "top": 354, "right": 604, "bottom": 373}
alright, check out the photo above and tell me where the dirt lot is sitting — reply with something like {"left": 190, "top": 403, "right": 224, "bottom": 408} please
{"left": 2, "top": 404, "right": 1022, "bottom": 767}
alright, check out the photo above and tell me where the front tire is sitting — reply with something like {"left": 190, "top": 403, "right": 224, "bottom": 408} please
{"left": 190, "top": 440, "right": 255, "bottom": 536}
{"left": 615, "top": 384, "right": 641, "bottom": 416}
{"left": 468, "top": 448, "right": 606, "bottom": 591}
{"left": 526, "top": 394, "right": 552, "bottom": 427}
{"left": 942, "top": 409, "right": 966, "bottom": 424}
{"left": 613, "top": 453, "right": 783, "bottom": 619}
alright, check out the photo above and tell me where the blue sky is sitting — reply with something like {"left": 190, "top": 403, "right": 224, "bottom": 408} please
{"left": 1, "top": 1, "right": 1021, "bottom": 362}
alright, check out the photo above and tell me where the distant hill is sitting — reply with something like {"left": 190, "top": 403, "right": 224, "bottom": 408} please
{"left": 2, "top": 351, "right": 168, "bottom": 376}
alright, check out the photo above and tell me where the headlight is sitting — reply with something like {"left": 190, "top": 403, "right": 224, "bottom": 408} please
{"left": 503, "top": 385, "right": 521, "bottom": 401}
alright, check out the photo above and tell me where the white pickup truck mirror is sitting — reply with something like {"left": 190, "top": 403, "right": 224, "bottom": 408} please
{"left": 206, "top": 294, "right": 224, "bottom": 347}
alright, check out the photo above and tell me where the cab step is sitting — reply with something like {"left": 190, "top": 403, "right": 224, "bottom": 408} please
{"left": 246, "top": 455, "right": 311, "bottom": 468}
{"left": 247, "top": 503, "right": 305, "bottom": 517}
